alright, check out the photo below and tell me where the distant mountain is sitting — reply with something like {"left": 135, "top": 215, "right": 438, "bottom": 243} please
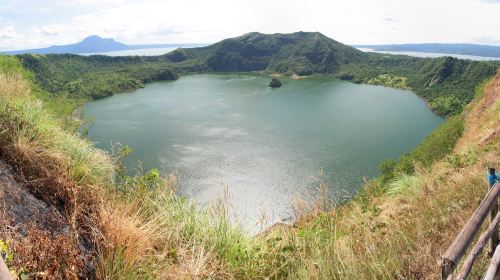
{"left": 165, "top": 32, "right": 366, "bottom": 75}
{"left": 354, "top": 43, "right": 500, "bottom": 58}
{"left": 2, "top": 35, "right": 201, "bottom": 55}
{"left": 16, "top": 31, "right": 499, "bottom": 116}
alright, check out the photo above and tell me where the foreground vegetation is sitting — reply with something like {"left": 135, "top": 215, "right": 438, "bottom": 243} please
{"left": 0, "top": 31, "right": 499, "bottom": 279}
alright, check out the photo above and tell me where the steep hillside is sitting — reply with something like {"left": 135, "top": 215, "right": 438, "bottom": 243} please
{"left": 17, "top": 53, "right": 179, "bottom": 100}
{"left": 0, "top": 34, "right": 499, "bottom": 278}
{"left": 411, "top": 56, "right": 498, "bottom": 115}
{"left": 1, "top": 54, "right": 498, "bottom": 279}
{"left": 335, "top": 55, "right": 498, "bottom": 115}
{"left": 274, "top": 70, "right": 500, "bottom": 279}
{"left": 170, "top": 32, "right": 366, "bottom": 74}
{"left": 14, "top": 32, "right": 498, "bottom": 116}
{"left": 0, "top": 56, "right": 114, "bottom": 278}
{"left": 16, "top": 32, "right": 367, "bottom": 99}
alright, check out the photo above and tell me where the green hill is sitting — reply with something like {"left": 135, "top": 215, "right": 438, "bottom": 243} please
{"left": 168, "top": 32, "right": 366, "bottom": 74}
{"left": 0, "top": 32, "right": 499, "bottom": 279}
{"left": 14, "top": 32, "right": 500, "bottom": 117}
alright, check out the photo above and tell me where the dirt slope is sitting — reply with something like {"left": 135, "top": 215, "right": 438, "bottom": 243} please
{"left": 0, "top": 159, "right": 93, "bottom": 278}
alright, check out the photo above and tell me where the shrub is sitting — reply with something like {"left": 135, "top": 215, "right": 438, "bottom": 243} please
{"left": 395, "top": 115, "right": 464, "bottom": 175}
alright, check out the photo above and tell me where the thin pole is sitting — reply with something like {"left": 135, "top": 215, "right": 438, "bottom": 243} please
{"left": 483, "top": 244, "right": 500, "bottom": 280}
{"left": 489, "top": 167, "right": 499, "bottom": 256}
{"left": 455, "top": 212, "right": 500, "bottom": 280}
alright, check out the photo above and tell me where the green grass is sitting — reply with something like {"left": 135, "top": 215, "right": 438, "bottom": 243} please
{"left": 0, "top": 54, "right": 286, "bottom": 279}
{"left": 1, "top": 52, "right": 498, "bottom": 279}
{"left": 386, "top": 175, "right": 420, "bottom": 197}
{"left": 367, "top": 74, "right": 409, "bottom": 89}
{"left": 395, "top": 115, "right": 465, "bottom": 175}
{"left": 16, "top": 34, "right": 498, "bottom": 117}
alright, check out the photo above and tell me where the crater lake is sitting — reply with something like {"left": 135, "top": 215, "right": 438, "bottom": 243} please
{"left": 83, "top": 73, "right": 443, "bottom": 232}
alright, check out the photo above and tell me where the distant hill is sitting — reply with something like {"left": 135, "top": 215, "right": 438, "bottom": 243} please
{"left": 165, "top": 32, "right": 366, "bottom": 75}
{"left": 15, "top": 31, "right": 499, "bottom": 115}
{"left": 2, "top": 35, "right": 201, "bottom": 55}
{"left": 354, "top": 43, "right": 500, "bottom": 58}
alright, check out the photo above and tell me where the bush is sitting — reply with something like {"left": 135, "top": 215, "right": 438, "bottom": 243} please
{"left": 395, "top": 115, "right": 465, "bottom": 175}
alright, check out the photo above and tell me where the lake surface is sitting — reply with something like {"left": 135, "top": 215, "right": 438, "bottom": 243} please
{"left": 357, "top": 48, "right": 500, "bottom": 61}
{"left": 84, "top": 74, "right": 443, "bottom": 231}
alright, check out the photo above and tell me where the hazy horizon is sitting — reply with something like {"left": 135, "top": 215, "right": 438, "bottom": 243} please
{"left": 1, "top": 0, "right": 500, "bottom": 51}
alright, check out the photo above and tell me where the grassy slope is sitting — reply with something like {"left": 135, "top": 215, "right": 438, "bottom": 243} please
{"left": 278, "top": 72, "right": 499, "bottom": 279}
{"left": 1, "top": 50, "right": 499, "bottom": 278}
{"left": 0, "top": 55, "right": 278, "bottom": 279}
{"left": 0, "top": 55, "right": 115, "bottom": 277}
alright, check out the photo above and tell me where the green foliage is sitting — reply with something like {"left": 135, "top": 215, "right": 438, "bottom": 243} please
{"left": 334, "top": 53, "right": 424, "bottom": 84}
{"left": 386, "top": 175, "right": 420, "bottom": 197}
{"left": 180, "top": 32, "right": 365, "bottom": 74}
{"left": 429, "top": 95, "right": 464, "bottom": 116}
{"left": 336, "top": 54, "right": 497, "bottom": 116}
{"left": 395, "top": 115, "right": 464, "bottom": 175}
{"left": 0, "top": 55, "right": 81, "bottom": 129}
{"left": 447, "top": 148, "right": 478, "bottom": 168}
{"left": 367, "top": 74, "right": 408, "bottom": 89}
{"left": 0, "top": 239, "right": 14, "bottom": 265}
{"left": 409, "top": 56, "right": 497, "bottom": 115}
{"left": 0, "top": 62, "right": 114, "bottom": 188}
{"left": 15, "top": 33, "right": 498, "bottom": 118}
{"left": 0, "top": 55, "right": 32, "bottom": 76}
{"left": 17, "top": 54, "right": 178, "bottom": 99}
{"left": 118, "top": 168, "right": 163, "bottom": 198}
{"left": 2, "top": 33, "right": 499, "bottom": 279}
{"left": 1, "top": 240, "right": 28, "bottom": 279}
{"left": 379, "top": 159, "right": 397, "bottom": 182}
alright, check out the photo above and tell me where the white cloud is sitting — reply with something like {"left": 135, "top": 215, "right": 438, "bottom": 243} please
{"left": 0, "top": 25, "right": 18, "bottom": 39}
{"left": 1, "top": 0, "right": 500, "bottom": 49}
{"left": 0, "top": 25, "right": 28, "bottom": 50}
{"left": 33, "top": 25, "right": 65, "bottom": 36}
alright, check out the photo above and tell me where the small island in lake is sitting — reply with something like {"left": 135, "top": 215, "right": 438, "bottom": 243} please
{"left": 269, "top": 78, "right": 282, "bottom": 88}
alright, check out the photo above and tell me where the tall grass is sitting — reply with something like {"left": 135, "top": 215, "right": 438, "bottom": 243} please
{"left": 0, "top": 72, "right": 113, "bottom": 187}
{"left": 1, "top": 53, "right": 498, "bottom": 279}
{"left": 0, "top": 59, "right": 116, "bottom": 277}
{"left": 0, "top": 55, "right": 276, "bottom": 279}
{"left": 280, "top": 74, "right": 499, "bottom": 279}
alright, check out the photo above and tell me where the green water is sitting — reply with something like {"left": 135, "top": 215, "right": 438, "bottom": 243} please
{"left": 84, "top": 73, "right": 443, "bottom": 230}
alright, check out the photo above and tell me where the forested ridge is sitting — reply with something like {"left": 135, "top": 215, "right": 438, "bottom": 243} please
{"left": 16, "top": 31, "right": 500, "bottom": 115}
{"left": 1, "top": 32, "right": 499, "bottom": 279}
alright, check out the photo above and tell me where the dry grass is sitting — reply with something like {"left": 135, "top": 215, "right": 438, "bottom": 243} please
{"left": 0, "top": 54, "right": 498, "bottom": 279}
{"left": 0, "top": 66, "right": 246, "bottom": 279}
{"left": 0, "top": 72, "right": 30, "bottom": 99}
{"left": 280, "top": 71, "right": 500, "bottom": 279}
{"left": 0, "top": 61, "right": 113, "bottom": 278}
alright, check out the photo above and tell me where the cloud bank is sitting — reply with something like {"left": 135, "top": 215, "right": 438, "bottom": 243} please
{"left": 1, "top": 0, "right": 499, "bottom": 50}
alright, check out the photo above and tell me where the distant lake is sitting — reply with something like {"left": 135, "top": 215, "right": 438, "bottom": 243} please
{"left": 84, "top": 74, "right": 443, "bottom": 232}
{"left": 357, "top": 48, "right": 500, "bottom": 61}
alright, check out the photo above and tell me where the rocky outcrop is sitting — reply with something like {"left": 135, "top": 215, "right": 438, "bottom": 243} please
{"left": 269, "top": 78, "right": 282, "bottom": 88}
{"left": 0, "top": 160, "right": 93, "bottom": 278}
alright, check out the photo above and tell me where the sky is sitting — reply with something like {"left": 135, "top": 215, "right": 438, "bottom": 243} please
{"left": 0, "top": 0, "right": 499, "bottom": 50}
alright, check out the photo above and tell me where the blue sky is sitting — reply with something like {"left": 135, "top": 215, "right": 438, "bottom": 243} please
{"left": 1, "top": 0, "right": 499, "bottom": 50}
